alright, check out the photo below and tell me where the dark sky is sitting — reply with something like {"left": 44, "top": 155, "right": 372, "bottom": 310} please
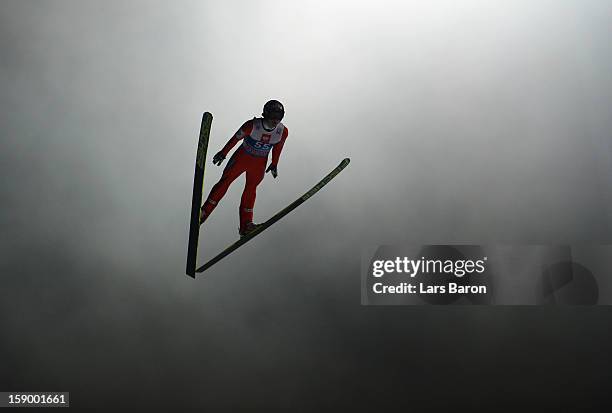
{"left": 2, "top": 0, "right": 612, "bottom": 409}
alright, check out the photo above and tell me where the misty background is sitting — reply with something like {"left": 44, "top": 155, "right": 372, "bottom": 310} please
{"left": 2, "top": 0, "right": 612, "bottom": 409}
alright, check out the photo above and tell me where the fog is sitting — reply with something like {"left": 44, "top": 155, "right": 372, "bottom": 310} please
{"left": 2, "top": 0, "right": 612, "bottom": 408}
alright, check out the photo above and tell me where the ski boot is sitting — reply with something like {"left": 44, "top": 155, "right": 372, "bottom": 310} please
{"left": 199, "top": 207, "right": 207, "bottom": 225}
{"left": 239, "top": 222, "right": 262, "bottom": 237}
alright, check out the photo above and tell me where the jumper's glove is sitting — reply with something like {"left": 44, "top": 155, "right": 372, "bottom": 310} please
{"left": 266, "top": 164, "right": 278, "bottom": 178}
{"left": 212, "top": 151, "right": 226, "bottom": 166}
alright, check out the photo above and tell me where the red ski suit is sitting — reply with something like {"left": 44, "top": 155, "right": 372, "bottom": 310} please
{"left": 201, "top": 117, "right": 289, "bottom": 229}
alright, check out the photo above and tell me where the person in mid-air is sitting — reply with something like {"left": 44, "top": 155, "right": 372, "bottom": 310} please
{"left": 199, "top": 100, "right": 289, "bottom": 237}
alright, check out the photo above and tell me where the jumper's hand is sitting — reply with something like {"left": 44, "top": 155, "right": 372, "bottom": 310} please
{"left": 212, "top": 152, "right": 226, "bottom": 166}
{"left": 266, "top": 164, "right": 278, "bottom": 178}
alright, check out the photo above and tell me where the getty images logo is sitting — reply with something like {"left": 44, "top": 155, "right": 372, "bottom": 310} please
{"left": 366, "top": 245, "right": 494, "bottom": 305}
{"left": 363, "top": 245, "right": 603, "bottom": 305}
{"left": 371, "top": 256, "right": 487, "bottom": 278}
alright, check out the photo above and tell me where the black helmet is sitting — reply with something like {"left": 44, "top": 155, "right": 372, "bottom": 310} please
{"left": 262, "top": 100, "right": 284, "bottom": 121}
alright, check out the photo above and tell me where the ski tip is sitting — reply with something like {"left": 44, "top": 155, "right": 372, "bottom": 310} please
{"left": 203, "top": 112, "right": 213, "bottom": 121}
{"left": 342, "top": 158, "right": 350, "bottom": 165}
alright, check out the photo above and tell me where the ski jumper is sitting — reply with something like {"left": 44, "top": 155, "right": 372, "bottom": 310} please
{"left": 201, "top": 117, "right": 289, "bottom": 229}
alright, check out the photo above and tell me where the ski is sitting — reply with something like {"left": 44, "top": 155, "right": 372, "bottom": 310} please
{"left": 195, "top": 158, "right": 351, "bottom": 274}
{"left": 186, "top": 112, "right": 213, "bottom": 278}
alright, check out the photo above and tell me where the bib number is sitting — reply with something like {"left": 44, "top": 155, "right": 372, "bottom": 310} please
{"left": 254, "top": 142, "right": 271, "bottom": 150}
